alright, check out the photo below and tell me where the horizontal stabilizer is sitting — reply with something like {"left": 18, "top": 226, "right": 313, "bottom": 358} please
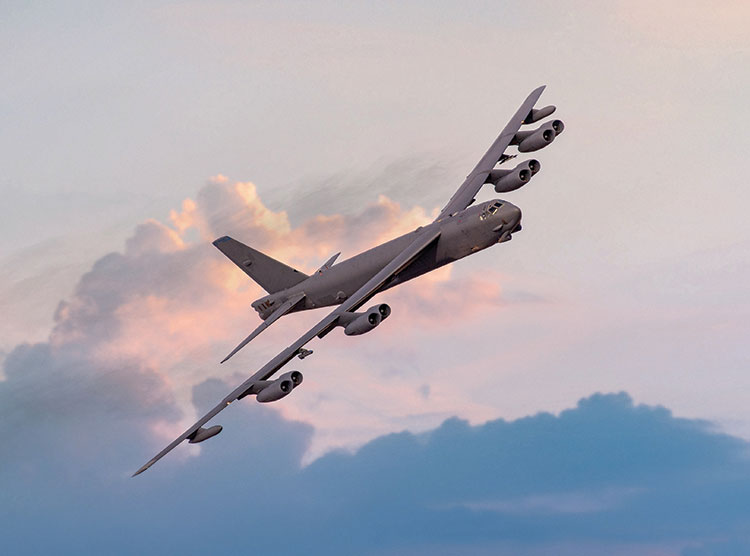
{"left": 213, "top": 236, "right": 309, "bottom": 294}
{"left": 221, "top": 292, "right": 306, "bottom": 363}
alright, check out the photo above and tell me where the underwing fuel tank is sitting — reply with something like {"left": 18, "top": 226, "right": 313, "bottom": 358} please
{"left": 188, "top": 425, "right": 223, "bottom": 444}
{"left": 523, "top": 105, "right": 556, "bottom": 124}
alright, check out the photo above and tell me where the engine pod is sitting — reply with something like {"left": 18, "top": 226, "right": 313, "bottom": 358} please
{"left": 344, "top": 309, "right": 381, "bottom": 336}
{"left": 377, "top": 303, "right": 391, "bottom": 320}
{"left": 518, "top": 127, "right": 555, "bottom": 152}
{"left": 280, "top": 370, "right": 304, "bottom": 388}
{"left": 257, "top": 378, "right": 295, "bottom": 402}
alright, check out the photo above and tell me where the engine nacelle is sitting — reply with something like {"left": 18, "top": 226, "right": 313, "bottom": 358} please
{"left": 544, "top": 119, "right": 564, "bottom": 136}
{"left": 344, "top": 309, "right": 381, "bottom": 336}
{"left": 256, "top": 376, "right": 295, "bottom": 403}
{"left": 377, "top": 303, "right": 391, "bottom": 321}
{"left": 342, "top": 303, "right": 390, "bottom": 336}
{"left": 490, "top": 166, "right": 529, "bottom": 193}
{"left": 279, "top": 370, "right": 303, "bottom": 388}
{"left": 514, "top": 127, "right": 554, "bottom": 152}
{"left": 527, "top": 158, "right": 541, "bottom": 175}
{"left": 486, "top": 160, "right": 540, "bottom": 193}
{"left": 188, "top": 425, "right": 223, "bottom": 444}
{"left": 523, "top": 105, "right": 556, "bottom": 124}
{"left": 512, "top": 119, "right": 564, "bottom": 152}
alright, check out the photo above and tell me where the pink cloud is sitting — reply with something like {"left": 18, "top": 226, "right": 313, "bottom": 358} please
{"left": 22, "top": 175, "right": 536, "bottom": 459}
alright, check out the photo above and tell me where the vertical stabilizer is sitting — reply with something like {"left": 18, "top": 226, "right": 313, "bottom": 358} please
{"left": 213, "top": 236, "right": 309, "bottom": 294}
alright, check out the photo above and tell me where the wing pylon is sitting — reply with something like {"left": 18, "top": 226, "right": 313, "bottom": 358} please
{"left": 436, "top": 85, "right": 547, "bottom": 220}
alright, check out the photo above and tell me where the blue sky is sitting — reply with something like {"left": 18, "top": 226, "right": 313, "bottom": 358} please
{"left": 2, "top": 1, "right": 750, "bottom": 553}
{"left": 4, "top": 383, "right": 750, "bottom": 554}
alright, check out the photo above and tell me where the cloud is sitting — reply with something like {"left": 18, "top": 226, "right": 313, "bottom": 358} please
{"left": 0, "top": 174, "right": 518, "bottom": 474}
{"left": 280, "top": 157, "right": 456, "bottom": 225}
{"left": 3, "top": 391, "right": 750, "bottom": 555}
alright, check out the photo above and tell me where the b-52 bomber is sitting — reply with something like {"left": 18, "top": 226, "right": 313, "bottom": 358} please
{"left": 133, "top": 85, "right": 564, "bottom": 476}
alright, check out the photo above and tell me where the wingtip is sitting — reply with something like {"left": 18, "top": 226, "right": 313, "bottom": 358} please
{"left": 132, "top": 460, "right": 154, "bottom": 477}
{"left": 220, "top": 349, "right": 238, "bottom": 364}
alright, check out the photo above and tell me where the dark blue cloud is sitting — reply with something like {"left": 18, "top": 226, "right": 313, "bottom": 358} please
{"left": 3, "top": 365, "right": 750, "bottom": 556}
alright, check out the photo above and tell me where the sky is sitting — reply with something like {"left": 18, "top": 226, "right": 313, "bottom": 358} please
{"left": 2, "top": 1, "right": 750, "bottom": 554}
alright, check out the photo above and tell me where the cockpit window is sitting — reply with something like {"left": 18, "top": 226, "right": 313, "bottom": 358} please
{"left": 487, "top": 201, "right": 502, "bottom": 215}
{"left": 480, "top": 201, "right": 503, "bottom": 220}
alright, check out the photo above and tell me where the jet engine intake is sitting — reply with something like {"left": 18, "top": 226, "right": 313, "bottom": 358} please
{"left": 512, "top": 119, "right": 564, "bottom": 152}
{"left": 342, "top": 303, "right": 390, "bottom": 335}
{"left": 280, "top": 370, "right": 304, "bottom": 388}
{"left": 486, "top": 160, "right": 540, "bottom": 193}
{"left": 527, "top": 159, "right": 541, "bottom": 175}
{"left": 344, "top": 309, "right": 380, "bottom": 336}
{"left": 545, "top": 119, "right": 564, "bottom": 136}
{"left": 256, "top": 376, "right": 295, "bottom": 403}
{"left": 514, "top": 127, "right": 554, "bottom": 152}
{"left": 377, "top": 303, "right": 391, "bottom": 320}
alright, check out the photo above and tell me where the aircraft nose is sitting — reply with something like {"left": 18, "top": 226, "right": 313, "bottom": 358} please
{"left": 498, "top": 203, "right": 522, "bottom": 231}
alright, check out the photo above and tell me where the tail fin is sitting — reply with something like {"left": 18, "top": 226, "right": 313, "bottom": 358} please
{"left": 213, "top": 236, "right": 309, "bottom": 294}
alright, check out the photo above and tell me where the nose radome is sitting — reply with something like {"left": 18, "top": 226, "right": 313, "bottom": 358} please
{"left": 502, "top": 204, "right": 522, "bottom": 227}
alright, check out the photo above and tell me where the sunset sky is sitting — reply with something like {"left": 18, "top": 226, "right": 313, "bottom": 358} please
{"left": 2, "top": 2, "right": 750, "bottom": 554}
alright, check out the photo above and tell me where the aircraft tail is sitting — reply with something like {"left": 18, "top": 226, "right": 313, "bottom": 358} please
{"left": 213, "top": 236, "right": 309, "bottom": 294}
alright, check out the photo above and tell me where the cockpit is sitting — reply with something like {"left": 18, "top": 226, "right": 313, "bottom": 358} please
{"left": 479, "top": 201, "right": 503, "bottom": 220}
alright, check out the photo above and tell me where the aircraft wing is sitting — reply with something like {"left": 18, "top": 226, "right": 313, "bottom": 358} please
{"left": 132, "top": 227, "right": 441, "bottom": 476}
{"left": 435, "top": 85, "right": 546, "bottom": 221}
{"left": 220, "top": 291, "right": 307, "bottom": 364}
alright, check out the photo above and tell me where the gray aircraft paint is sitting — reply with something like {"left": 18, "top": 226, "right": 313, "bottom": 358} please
{"left": 242, "top": 200, "right": 520, "bottom": 318}
{"left": 133, "top": 86, "right": 561, "bottom": 476}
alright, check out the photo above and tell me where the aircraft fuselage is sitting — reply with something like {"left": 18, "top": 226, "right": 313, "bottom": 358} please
{"left": 253, "top": 199, "right": 521, "bottom": 318}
